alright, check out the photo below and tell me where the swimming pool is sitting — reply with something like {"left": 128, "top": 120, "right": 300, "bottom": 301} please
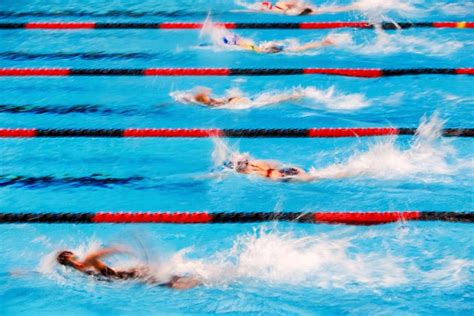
{"left": 1, "top": 0, "right": 473, "bottom": 314}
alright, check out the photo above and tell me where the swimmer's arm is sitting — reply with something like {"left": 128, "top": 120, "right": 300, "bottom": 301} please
{"left": 287, "top": 38, "right": 334, "bottom": 52}
{"left": 250, "top": 160, "right": 280, "bottom": 170}
{"left": 167, "top": 276, "right": 201, "bottom": 290}
{"left": 82, "top": 247, "right": 122, "bottom": 268}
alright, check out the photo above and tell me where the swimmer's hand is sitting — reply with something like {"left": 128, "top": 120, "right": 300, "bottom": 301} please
{"left": 322, "top": 37, "right": 335, "bottom": 46}
{"left": 84, "top": 246, "right": 129, "bottom": 263}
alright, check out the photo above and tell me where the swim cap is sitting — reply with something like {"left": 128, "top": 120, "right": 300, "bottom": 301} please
{"left": 231, "top": 153, "right": 250, "bottom": 171}
{"left": 261, "top": 1, "right": 272, "bottom": 9}
{"left": 57, "top": 251, "right": 74, "bottom": 265}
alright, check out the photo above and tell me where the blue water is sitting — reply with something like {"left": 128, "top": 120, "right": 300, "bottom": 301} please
{"left": 1, "top": 0, "right": 473, "bottom": 315}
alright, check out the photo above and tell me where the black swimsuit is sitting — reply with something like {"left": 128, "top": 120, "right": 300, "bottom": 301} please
{"left": 84, "top": 267, "right": 177, "bottom": 287}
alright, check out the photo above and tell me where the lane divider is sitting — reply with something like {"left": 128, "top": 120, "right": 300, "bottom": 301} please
{"left": 0, "top": 212, "right": 471, "bottom": 225}
{"left": 0, "top": 128, "right": 472, "bottom": 138}
{"left": 0, "top": 68, "right": 473, "bottom": 77}
{"left": 0, "top": 21, "right": 472, "bottom": 30}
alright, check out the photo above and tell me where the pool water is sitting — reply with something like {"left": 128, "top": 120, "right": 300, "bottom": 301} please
{"left": 0, "top": 0, "right": 473, "bottom": 315}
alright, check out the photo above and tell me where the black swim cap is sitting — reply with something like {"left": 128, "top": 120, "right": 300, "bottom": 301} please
{"left": 57, "top": 251, "right": 74, "bottom": 265}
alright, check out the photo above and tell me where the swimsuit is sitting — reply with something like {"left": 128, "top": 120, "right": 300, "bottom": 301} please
{"left": 88, "top": 266, "right": 138, "bottom": 280}
{"left": 266, "top": 167, "right": 300, "bottom": 178}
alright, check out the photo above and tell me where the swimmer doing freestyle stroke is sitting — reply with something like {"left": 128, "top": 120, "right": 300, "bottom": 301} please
{"left": 188, "top": 88, "right": 301, "bottom": 107}
{"left": 56, "top": 247, "right": 201, "bottom": 290}
{"left": 221, "top": 32, "right": 334, "bottom": 54}
{"left": 240, "top": 1, "right": 359, "bottom": 15}
{"left": 224, "top": 153, "right": 316, "bottom": 182}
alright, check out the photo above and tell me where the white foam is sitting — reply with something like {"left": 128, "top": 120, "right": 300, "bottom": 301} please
{"left": 154, "top": 227, "right": 472, "bottom": 289}
{"left": 301, "top": 86, "right": 371, "bottom": 110}
{"left": 433, "top": 3, "right": 474, "bottom": 16}
{"left": 310, "top": 113, "right": 464, "bottom": 181}
{"left": 334, "top": 30, "right": 462, "bottom": 56}
{"left": 353, "top": 0, "right": 423, "bottom": 20}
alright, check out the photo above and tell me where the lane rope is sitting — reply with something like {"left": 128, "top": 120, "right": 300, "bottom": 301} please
{"left": 0, "top": 21, "right": 472, "bottom": 30}
{"left": 0, "top": 128, "right": 473, "bottom": 138}
{"left": 0, "top": 68, "right": 473, "bottom": 77}
{"left": 0, "top": 212, "right": 471, "bottom": 225}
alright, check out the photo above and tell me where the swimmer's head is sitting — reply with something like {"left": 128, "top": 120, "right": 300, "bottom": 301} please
{"left": 299, "top": 8, "right": 314, "bottom": 16}
{"left": 259, "top": 43, "right": 284, "bottom": 54}
{"left": 231, "top": 153, "right": 250, "bottom": 172}
{"left": 194, "top": 92, "right": 211, "bottom": 105}
{"left": 261, "top": 1, "right": 273, "bottom": 9}
{"left": 57, "top": 250, "right": 75, "bottom": 266}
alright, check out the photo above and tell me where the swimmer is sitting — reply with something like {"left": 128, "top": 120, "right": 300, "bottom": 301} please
{"left": 259, "top": 1, "right": 316, "bottom": 15}
{"left": 225, "top": 154, "right": 316, "bottom": 182}
{"left": 171, "top": 88, "right": 303, "bottom": 109}
{"left": 221, "top": 33, "right": 334, "bottom": 54}
{"left": 255, "top": 1, "right": 359, "bottom": 15}
{"left": 56, "top": 247, "right": 201, "bottom": 290}
{"left": 193, "top": 91, "right": 247, "bottom": 107}
{"left": 222, "top": 34, "right": 335, "bottom": 54}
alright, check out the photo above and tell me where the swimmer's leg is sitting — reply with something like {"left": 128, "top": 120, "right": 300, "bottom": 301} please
{"left": 164, "top": 276, "right": 201, "bottom": 290}
{"left": 288, "top": 38, "right": 334, "bottom": 52}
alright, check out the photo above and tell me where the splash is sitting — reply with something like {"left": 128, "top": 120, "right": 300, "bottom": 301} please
{"left": 310, "top": 113, "right": 463, "bottom": 181}
{"left": 353, "top": 0, "right": 423, "bottom": 20}
{"left": 429, "top": 2, "right": 474, "bottom": 16}
{"left": 301, "top": 86, "right": 371, "bottom": 110}
{"left": 200, "top": 17, "right": 243, "bottom": 51}
{"left": 332, "top": 30, "right": 462, "bottom": 57}
{"left": 156, "top": 227, "right": 472, "bottom": 289}
{"left": 171, "top": 86, "right": 371, "bottom": 111}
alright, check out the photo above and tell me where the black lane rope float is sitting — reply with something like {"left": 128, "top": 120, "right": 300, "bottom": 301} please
{"left": 0, "top": 212, "right": 472, "bottom": 225}
{"left": 0, "top": 128, "right": 472, "bottom": 138}
{"left": 0, "top": 68, "right": 473, "bottom": 77}
{"left": 0, "top": 21, "right": 472, "bottom": 30}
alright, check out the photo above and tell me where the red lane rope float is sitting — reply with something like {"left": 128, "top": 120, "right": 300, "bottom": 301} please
{"left": 0, "top": 21, "right": 472, "bottom": 30}
{"left": 0, "top": 212, "right": 472, "bottom": 225}
{"left": 0, "top": 68, "right": 473, "bottom": 77}
{"left": 0, "top": 128, "right": 473, "bottom": 138}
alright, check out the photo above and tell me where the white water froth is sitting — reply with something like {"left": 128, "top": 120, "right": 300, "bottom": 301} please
{"left": 353, "top": 0, "right": 423, "bottom": 20}
{"left": 333, "top": 30, "right": 462, "bottom": 56}
{"left": 431, "top": 2, "right": 474, "bottom": 16}
{"left": 171, "top": 86, "right": 371, "bottom": 111}
{"left": 310, "top": 114, "right": 464, "bottom": 181}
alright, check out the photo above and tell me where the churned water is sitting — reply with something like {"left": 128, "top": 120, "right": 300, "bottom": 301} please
{"left": 0, "top": 0, "right": 473, "bottom": 315}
